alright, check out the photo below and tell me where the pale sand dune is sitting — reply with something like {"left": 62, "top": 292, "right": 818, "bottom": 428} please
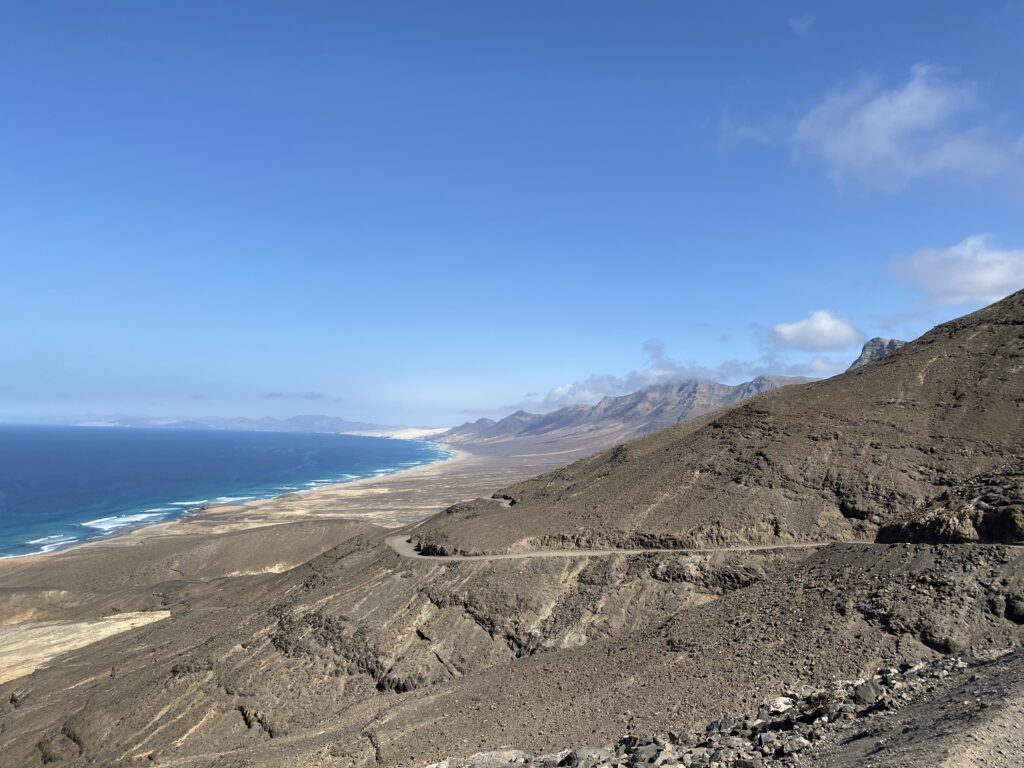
{"left": 0, "top": 611, "right": 169, "bottom": 684}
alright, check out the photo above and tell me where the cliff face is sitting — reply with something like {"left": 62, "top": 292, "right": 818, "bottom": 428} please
{"left": 847, "top": 337, "right": 907, "bottom": 370}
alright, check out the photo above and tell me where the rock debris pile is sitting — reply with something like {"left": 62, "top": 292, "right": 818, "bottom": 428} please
{"left": 425, "top": 654, "right": 978, "bottom": 768}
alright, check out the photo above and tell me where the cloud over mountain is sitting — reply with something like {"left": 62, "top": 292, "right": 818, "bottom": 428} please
{"left": 771, "top": 309, "right": 864, "bottom": 351}
{"left": 537, "top": 341, "right": 715, "bottom": 409}
{"left": 533, "top": 336, "right": 852, "bottom": 412}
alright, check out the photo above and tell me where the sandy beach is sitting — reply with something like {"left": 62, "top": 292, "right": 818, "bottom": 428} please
{"left": 0, "top": 445, "right": 565, "bottom": 684}
{"left": 0, "top": 447, "right": 552, "bottom": 568}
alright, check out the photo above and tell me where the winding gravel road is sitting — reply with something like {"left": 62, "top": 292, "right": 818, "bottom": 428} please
{"left": 385, "top": 535, "right": 830, "bottom": 561}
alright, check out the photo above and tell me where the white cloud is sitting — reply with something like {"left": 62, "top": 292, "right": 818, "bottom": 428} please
{"left": 788, "top": 14, "right": 815, "bottom": 35}
{"left": 891, "top": 235, "right": 1024, "bottom": 305}
{"left": 794, "top": 64, "right": 1021, "bottom": 189}
{"left": 771, "top": 310, "right": 864, "bottom": 351}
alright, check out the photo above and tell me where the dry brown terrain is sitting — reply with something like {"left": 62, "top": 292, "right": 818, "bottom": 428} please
{"left": 0, "top": 450, "right": 565, "bottom": 699}
{"left": 417, "top": 294, "right": 1023, "bottom": 555}
{"left": 0, "top": 292, "right": 1021, "bottom": 767}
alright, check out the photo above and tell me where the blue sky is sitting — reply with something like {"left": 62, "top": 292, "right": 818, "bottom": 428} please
{"left": 2, "top": 2, "right": 1023, "bottom": 426}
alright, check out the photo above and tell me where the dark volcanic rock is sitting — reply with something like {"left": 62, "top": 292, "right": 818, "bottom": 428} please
{"left": 425, "top": 651, "right": 1024, "bottom": 767}
{"left": 877, "top": 466, "right": 1024, "bottom": 544}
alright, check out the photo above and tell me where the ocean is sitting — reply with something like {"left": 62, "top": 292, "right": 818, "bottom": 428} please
{"left": 0, "top": 424, "right": 450, "bottom": 559}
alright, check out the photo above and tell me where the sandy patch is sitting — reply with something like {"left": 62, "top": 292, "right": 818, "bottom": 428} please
{"left": 0, "top": 611, "right": 170, "bottom": 684}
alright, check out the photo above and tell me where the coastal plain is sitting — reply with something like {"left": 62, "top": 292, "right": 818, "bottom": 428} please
{"left": 0, "top": 448, "right": 566, "bottom": 687}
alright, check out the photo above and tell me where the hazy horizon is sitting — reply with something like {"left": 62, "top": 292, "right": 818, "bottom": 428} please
{"left": 0, "top": 366, "right": 828, "bottom": 429}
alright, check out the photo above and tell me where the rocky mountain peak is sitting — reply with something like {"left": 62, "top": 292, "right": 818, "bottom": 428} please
{"left": 848, "top": 337, "right": 908, "bottom": 370}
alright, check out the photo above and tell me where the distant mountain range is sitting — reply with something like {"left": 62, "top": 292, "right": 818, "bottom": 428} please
{"left": 77, "top": 339, "right": 906, "bottom": 450}
{"left": 439, "top": 375, "right": 811, "bottom": 453}
{"left": 439, "top": 338, "right": 912, "bottom": 456}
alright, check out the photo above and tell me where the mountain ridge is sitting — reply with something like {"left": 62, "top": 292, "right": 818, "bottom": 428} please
{"left": 417, "top": 290, "right": 1024, "bottom": 556}
{"left": 439, "top": 375, "right": 811, "bottom": 454}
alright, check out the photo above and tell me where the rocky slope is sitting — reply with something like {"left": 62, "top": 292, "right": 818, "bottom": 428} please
{"left": 0, "top": 293, "right": 1022, "bottom": 767}
{"left": 441, "top": 377, "right": 808, "bottom": 456}
{"left": 417, "top": 293, "right": 1023, "bottom": 556}
{"left": 2, "top": 536, "right": 1019, "bottom": 767}
{"left": 425, "top": 649, "right": 1023, "bottom": 767}
{"left": 847, "top": 337, "right": 907, "bottom": 370}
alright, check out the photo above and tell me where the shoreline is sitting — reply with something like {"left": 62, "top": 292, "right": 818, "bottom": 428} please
{"left": 0, "top": 443, "right": 571, "bottom": 584}
{"left": 0, "top": 442, "right": 564, "bottom": 685}
{"left": 0, "top": 440, "right": 459, "bottom": 563}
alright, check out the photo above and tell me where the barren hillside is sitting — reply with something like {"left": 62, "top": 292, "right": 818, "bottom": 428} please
{"left": 0, "top": 293, "right": 1021, "bottom": 767}
{"left": 418, "top": 292, "right": 1024, "bottom": 555}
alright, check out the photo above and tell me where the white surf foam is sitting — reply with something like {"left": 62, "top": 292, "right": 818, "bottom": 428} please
{"left": 0, "top": 534, "right": 79, "bottom": 558}
{"left": 81, "top": 512, "right": 169, "bottom": 533}
{"left": 27, "top": 534, "right": 78, "bottom": 546}
{"left": 38, "top": 537, "right": 79, "bottom": 553}
{"left": 2, "top": 533, "right": 81, "bottom": 557}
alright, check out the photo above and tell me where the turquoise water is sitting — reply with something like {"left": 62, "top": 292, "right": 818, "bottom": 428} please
{"left": 0, "top": 424, "right": 450, "bottom": 558}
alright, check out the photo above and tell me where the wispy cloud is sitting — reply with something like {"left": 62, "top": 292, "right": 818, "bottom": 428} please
{"left": 891, "top": 235, "right": 1024, "bottom": 305}
{"left": 794, "top": 64, "right": 1022, "bottom": 189}
{"left": 718, "top": 112, "right": 789, "bottom": 150}
{"left": 264, "top": 391, "right": 344, "bottom": 403}
{"left": 771, "top": 309, "right": 864, "bottom": 351}
{"left": 788, "top": 14, "right": 815, "bottom": 35}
